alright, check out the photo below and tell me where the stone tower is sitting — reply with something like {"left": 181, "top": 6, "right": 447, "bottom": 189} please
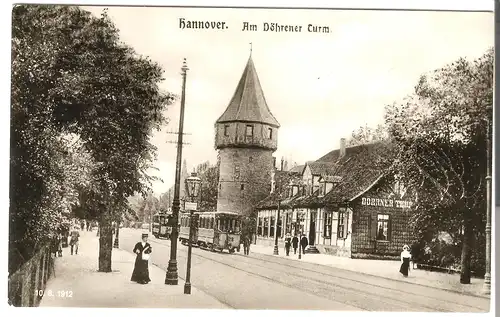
{"left": 215, "top": 54, "right": 280, "bottom": 216}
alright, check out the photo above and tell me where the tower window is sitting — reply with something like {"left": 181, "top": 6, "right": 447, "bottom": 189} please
{"left": 241, "top": 184, "right": 245, "bottom": 190}
{"left": 268, "top": 128, "right": 273, "bottom": 139}
{"left": 224, "top": 124, "right": 229, "bottom": 137}
{"left": 245, "top": 125, "right": 254, "bottom": 137}
{"left": 249, "top": 157, "right": 253, "bottom": 163}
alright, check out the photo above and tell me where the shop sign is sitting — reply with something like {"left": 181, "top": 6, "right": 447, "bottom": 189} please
{"left": 361, "top": 197, "right": 413, "bottom": 209}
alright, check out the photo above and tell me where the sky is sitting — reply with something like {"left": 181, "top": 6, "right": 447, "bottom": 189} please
{"left": 82, "top": 6, "right": 493, "bottom": 196}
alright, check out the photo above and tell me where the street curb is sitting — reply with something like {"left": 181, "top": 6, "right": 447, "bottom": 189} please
{"left": 247, "top": 251, "right": 490, "bottom": 300}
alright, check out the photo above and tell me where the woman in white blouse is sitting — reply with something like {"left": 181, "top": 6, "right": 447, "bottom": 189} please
{"left": 399, "top": 244, "right": 411, "bottom": 277}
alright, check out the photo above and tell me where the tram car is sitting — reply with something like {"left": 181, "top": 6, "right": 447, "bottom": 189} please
{"left": 179, "top": 211, "right": 242, "bottom": 253}
{"left": 152, "top": 212, "right": 173, "bottom": 239}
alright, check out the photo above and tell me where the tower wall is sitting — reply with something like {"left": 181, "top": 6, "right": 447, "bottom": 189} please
{"left": 215, "top": 122, "right": 278, "bottom": 151}
{"left": 216, "top": 147, "right": 273, "bottom": 216}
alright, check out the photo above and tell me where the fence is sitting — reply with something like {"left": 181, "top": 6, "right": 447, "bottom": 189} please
{"left": 8, "top": 244, "right": 55, "bottom": 307}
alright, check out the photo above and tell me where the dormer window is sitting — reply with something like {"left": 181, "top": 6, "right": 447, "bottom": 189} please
{"left": 245, "top": 125, "right": 254, "bottom": 137}
{"left": 224, "top": 124, "right": 230, "bottom": 136}
{"left": 394, "top": 174, "right": 406, "bottom": 198}
{"left": 268, "top": 128, "right": 273, "bottom": 139}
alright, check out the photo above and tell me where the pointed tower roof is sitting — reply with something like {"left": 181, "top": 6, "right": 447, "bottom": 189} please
{"left": 216, "top": 56, "right": 280, "bottom": 128}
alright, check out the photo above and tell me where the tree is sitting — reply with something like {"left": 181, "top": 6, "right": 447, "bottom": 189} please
{"left": 11, "top": 5, "right": 175, "bottom": 272}
{"left": 194, "top": 161, "right": 219, "bottom": 212}
{"left": 384, "top": 48, "right": 492, "bottom": 283}
{"left": 346, "top": 124, "right": 389, "bottom": 146}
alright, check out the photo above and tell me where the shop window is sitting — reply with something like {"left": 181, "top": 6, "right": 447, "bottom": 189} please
{"left": 377, "top": 214, "right": 391, "bottom": 241}
{"left": 263, "top": 218, "right": 269, "bottom": 236}
{"left": 270, "top": 216, "right": 275, "bottom": 237}
{"left": 257, "top": 218, "right": 263, "bottom": 236}
{"left": 277, "top": 219, "right": 282, "bottom": 238}
{"left": 323, "top": 212, "right": 332, "bottom": 238}
{"left": 337, "top": 211, "right": 348, "bottom": 239}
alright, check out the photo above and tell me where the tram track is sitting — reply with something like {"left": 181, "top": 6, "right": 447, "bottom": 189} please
{"left": 148, "top": 238, "right": 485, "bottom": 312}
{"left": 237, "top": 252, "right": 489, "bottom": 311}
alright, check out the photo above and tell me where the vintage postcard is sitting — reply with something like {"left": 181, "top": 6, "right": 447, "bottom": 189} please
{"left": 7, "top": 1, "right": 494, "bottom": 314}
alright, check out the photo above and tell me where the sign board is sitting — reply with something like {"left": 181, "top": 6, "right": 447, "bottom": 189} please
{"left": 361, "top": 197, "right": 413, "bottom": 209}
{"left": 185, "top": 202, "right": 198, "bottom": 210}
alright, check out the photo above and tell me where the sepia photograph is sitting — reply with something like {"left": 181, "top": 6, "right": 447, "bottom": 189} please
{"left": 7, "top": 1, "right": 495, "bottom": 313}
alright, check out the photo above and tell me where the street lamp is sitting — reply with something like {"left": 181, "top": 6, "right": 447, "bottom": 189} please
{"left": 165, "top": 58, "right": 189, "bottom": 286}
{"left": 483, "top": 103, "right": 492, "bottom": 295}
{"left": 296, "top": 213, "right": 304, "bottom": 260}
{"left": 113, "top": 220, "right": 120, "bottom": 248}
{"left": 273, "top": 198, "right": 282, "bottom": 255}
{"left": 184, "top": 172, "right": 201, "bottom": 295}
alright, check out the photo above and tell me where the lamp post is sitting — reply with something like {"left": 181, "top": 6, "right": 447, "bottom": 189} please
{"left": 483, "top": 103, "right": 492, "bottom": 295}
{"left": 184, "top": 172, "right": 201, "bottom": 295}
{"left": 113, "top": 220, "right": 120, "bottom": 248}
{"left": 273, "top": 198, "right": 282, "bottom": 255}
{"left": 165, "top": 58, "right": 189, "bottom": 286}
{"left": 297, "top": 214, "right": 304, "bottom": 260}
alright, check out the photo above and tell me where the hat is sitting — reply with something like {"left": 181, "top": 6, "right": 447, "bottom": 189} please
{"left": 142, "top": 233, "right": 149, "bottom": 238}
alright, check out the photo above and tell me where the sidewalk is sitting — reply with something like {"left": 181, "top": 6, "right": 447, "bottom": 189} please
{"left": 39, "top": 230, "right": 229, "bottom": 308}
{"left": 249, "top": 244, "right": 490, "bottom": 299}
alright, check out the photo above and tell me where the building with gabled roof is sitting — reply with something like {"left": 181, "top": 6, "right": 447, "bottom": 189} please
{"left": 215, "top": 54, "right": 280, "bottom": 216}
{"left": 255, "top": 139, "right": 417, "bottom": 259}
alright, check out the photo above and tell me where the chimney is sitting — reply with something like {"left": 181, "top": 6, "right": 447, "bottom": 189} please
{"left": 340, "top": 138, "right": 346, "bottom": 158}
{"left": 280, "top": 157, "right": 284, "bottom": 171}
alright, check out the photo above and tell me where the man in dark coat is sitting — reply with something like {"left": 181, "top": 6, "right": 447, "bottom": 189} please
{"left": 300, "top": 235, "right": 308, "bottom": 254}
{"left": 131, "top": 233, "right": 152, "bottom": 284}
{"left": 292, "top": 234, "right": 299, "bottom": 254}
{"left": 243, "top": 235, "right": 251, "bottom": 255}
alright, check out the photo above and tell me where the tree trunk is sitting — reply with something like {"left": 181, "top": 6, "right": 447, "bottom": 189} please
{"left": 460, "top": 216, "right": 474, "bottom": 284}
{"left": 98, "top": 210, "right": 113, "bottom": 272}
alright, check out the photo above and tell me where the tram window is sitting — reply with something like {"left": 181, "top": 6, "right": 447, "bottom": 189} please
{"left": 202, "top": 217, "right": 206, "bottom": 228}
{"left": 210, "top": 218, "right": 214, "bottom": 229}
{"left": 231, "top": 219, "right": 235, "bottom": 230}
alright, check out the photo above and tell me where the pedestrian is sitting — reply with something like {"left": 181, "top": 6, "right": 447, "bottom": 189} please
{"left": 284, "top": 233, "right": 292, "bottom": 256}
{"left": 243, "top": 234, "right": 251, "bottom": 255}
{"left": 131, "top": 233, "right": 152, "bottom": 284}
{"left": 86, "top": 221, "right": 91, "bottom": 231}
{"left": 80, "top": 220, "right": 85, "bottom": 231}
{"left": 399, "top": 244, "right": 412, "bottom": 277}
{"left": 52, "top": 233, "right": 62, "bottom": 257}
{"left": 69, "top": 227, "right": 80, "bottom": 255}
{"left": 300, "top": 235, "right": 308, "bottom": 254}
{"left": 292, "top": 234, "right": 299, "bottom": 254}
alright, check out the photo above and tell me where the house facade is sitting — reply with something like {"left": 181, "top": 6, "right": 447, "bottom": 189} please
{"left": 255, "top": 139, "right": 417, "bottom": 258}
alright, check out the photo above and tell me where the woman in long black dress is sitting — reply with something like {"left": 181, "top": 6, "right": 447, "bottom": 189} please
{"left": 399, "top": 244, "right": 411, "bottom": 277}
{"left": 131, "top": 233, "right": 152, "bottom": 284}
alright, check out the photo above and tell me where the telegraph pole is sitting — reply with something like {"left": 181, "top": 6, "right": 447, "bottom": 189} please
{"left": 165, "top": 58, "right": 189, "bottom": 285}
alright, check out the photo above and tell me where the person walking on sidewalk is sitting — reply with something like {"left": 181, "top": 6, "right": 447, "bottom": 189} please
{"left": 292, "top": 234, "right": 299, "bottom": 254}
{"left": 131, "top": 233, "right": 152, "bottom": 284}
{"left": 69, "top": 227, "right": 80, "bottom": 255}
{"left": 300, "top": 235, "right": 308, "bottom": 254}
{"left": 399, "top": 244, "right": 412, "bottom": 277}
{"left": 242, "top": 234, "right": 251, "bottom": 255}
{"left": 284, "top": 233, "right": 292, "bottom": 256}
